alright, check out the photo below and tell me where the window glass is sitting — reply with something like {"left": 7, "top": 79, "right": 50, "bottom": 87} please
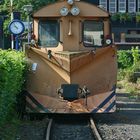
{"left": 39, "top": 20, "right": 59, "bottom": 47}
{"left": 83, "top": 21, "right": 103, "bottom": 47}
{"left": 109, "top": 0, "right": 116, "bottom": 13}
{"left": 138, "top": 0, "right": 140, "bottom": 12}
{"left": 119, "top": 0, "right": 126, "bottom": 13}
{"left": 128, "top": 0, "right": 136, "bottom": 13}
{"left": 99, "top": 0, "right": 107, "bottom": 10}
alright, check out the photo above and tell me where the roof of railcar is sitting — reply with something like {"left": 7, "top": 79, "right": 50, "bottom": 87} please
{"left": 33, "top": 0, "right": 109, "bottom": 18}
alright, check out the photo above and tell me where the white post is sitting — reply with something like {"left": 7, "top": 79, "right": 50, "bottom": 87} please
{"left": 10, "top": 0, "right": 14, "bottom": 49}
{"left": 27, "top": 13, "right": 30, "bottom": 44}
{"left": 22, "top": 5, "right": 33, "bottom": 44}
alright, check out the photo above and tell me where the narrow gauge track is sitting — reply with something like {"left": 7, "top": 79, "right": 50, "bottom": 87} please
{"left": 45, "top": 117, "right": 102, "bottom": 140}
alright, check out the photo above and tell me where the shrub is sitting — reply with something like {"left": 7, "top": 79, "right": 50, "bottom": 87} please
{"left": 119, "top": 13, "right": 132, "bottom": 22}
{"left": 125, "top": 68, "right": 137, "bottom": 83}
{"left": 117, "top": 47, "right": 140, "bottom": 83}
{"left": 117, "top": 69, "right": 126, "bottom": 81}
{"left": 125, "top": 61, "right": 140, "bottom": 83}
{"left": 117, "top": 50, "right": 133, "bottom": 69}
{"left": 111, "top": 13, "right": 120, "bottom": 21}
{"left": 131, "top": 46, "right": 140, "bottom": 66}
{"left": 0, "top": 49, "right": 27, "bottom": 126}
{"left": 136, "top": 12, "right": 140, "bottom": 23}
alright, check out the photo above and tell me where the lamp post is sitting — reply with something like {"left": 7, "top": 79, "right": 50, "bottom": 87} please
{"left": 0, "top": 12, "right": 8, "bottom": 49}
{"left": 10, "top": 0, "right": 14, "bottom": 49}
{"left": 22, "top": 5, "right": 33, "bottom": 44}
{"left": 0, "top": 17, "right": 4, "bottom": 49}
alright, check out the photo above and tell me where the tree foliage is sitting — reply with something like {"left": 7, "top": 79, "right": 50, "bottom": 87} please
{"left": 0, "top": 0, "right": 57, "bottom": 35}
{"left": 118, "top": 50, "right": 133, "bottom": 69}
{"left": 0, "top": 0, "right": 57, "bottom": 13}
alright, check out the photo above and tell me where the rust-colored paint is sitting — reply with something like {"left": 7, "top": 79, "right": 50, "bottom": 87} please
{"left": 33, "top": 1, "right": 109, "bottom": 18}
{"left": 25, "top": 1, "right": 117, "bottom": 113}
{"left": 26, "top": 47, "right": 117, "bottom": 95}
{"left": 33, "top": 19, "right": 39, "bottom": 40}
{"left": 33, "top": 1, "right": 110, "bottom": 52}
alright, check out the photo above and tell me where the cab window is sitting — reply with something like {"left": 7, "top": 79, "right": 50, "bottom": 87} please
{"left": 83, "top": 20, "right": 104, "bottom": 47}
{"left": 39, "top": 20, "right": 59, "bottom": 47}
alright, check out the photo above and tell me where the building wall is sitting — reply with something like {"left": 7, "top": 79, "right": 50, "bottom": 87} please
{"left": 86, "top": 0, "right": 140, "bottom": 13}
{"left": 85, "top": 0, "right": 140, "bottom": 48}
{"left": 84, "top": 0, "right": 99, "bottom": 5}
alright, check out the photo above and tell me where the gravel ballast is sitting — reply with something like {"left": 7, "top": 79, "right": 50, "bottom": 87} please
{"left": 94, "top": 93, "right": 140, "bottom": 140}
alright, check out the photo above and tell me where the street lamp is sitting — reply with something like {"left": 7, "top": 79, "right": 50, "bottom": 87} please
{"left": 22, "top": 5, "right": 33, "bottom": 44}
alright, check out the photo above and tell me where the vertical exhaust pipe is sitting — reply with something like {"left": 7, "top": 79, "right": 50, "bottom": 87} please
{"left": 68, "top": 20, "right": 72, "bottom": 36}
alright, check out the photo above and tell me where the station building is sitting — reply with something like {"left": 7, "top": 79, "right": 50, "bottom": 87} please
{"left": 86, "top": 0, "right": 140, "bottom": 49}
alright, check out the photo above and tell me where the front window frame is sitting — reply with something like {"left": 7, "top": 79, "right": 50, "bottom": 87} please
{"left": 109, "top": 0, "right": 117, "bottom": 13}
{"left": 138, "top": 0, "right": 140, "bottom": 12}
{"left": 82, "top": 20, "right": 104, "bottom": 48}
{"left": 128, "top": 0, "right": 136, "bottom": 13}
{"left": 38, "top": 19, "right": 60, "bottom": 47}
{"left": 118, "top": 0, "right": 126, "bottom": 13}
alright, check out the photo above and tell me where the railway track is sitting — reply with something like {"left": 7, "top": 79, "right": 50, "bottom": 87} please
{"left": 45, "top": 117, "right": 102, "bottom": 140}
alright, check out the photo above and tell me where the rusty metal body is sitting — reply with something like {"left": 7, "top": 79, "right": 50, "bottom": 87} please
{"left": 25, "top": 1, "right": 117, "bottom": 114}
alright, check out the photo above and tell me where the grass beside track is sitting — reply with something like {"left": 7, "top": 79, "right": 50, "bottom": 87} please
{"left": 0, "top": 119, "right": 20, "bottom": 140}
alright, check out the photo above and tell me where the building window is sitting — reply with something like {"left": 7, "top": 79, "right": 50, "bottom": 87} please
{"left": 83, "top": 20, "right": 104, "bottom": 47}
{"left": 119, "top": 0, "right": 126, "bottom": 13}
{"left": 109, "top": 0, "right": 117, "bottom": 13}
{"left": 138, "top": 0, "right": 140, "bottom": 12}
{"left": 128, "top": 0, "right": 136, "bottom": 13}
{"left": 99, "top": 0, "right": 107, "bottom": 11}
{"left": 39, "top": 20, "right": 59, "bottom": 47}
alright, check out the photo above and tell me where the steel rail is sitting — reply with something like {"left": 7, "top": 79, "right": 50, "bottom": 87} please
{"left": 46, "top": 119, "right": 53, "bottom": 140}
{"left": 45, "top": 117, "right": 102, "bottom": 140}
{"left": 90, "top": 117, "right": 102, "bottom": 140}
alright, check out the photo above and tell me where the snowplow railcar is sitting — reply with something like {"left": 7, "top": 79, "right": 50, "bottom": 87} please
{"left": 25, "top": 0, "right": 117, "bottom": 114}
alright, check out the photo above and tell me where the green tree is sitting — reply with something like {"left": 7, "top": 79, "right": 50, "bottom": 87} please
{"left": 0, "top": 0, "right": 57, "bottom": 34}
{"left": 0, "top": 0, "right": 57, "bottom": 48}
{"left": 131, "top": 46, "right": 140, "bottom": 66}
{"left": 0, "top": 0, "right": 56, "bottom": 13}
